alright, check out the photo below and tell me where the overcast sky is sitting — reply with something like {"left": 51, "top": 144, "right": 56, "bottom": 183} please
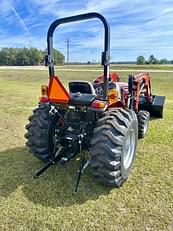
{"left": 0, "top": 0, "right": 173, "bottom": 62}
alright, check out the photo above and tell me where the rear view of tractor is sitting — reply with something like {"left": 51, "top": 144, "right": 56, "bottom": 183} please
{"left": 25, "top": 13, "right": 165, "bottom": 191}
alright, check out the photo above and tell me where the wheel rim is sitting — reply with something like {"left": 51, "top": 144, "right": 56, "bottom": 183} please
{"left": 143, "top": 118, "right": 149, "bottom": 135}
{"left": 123, "top": 129, "right": 135, "bottom": 170}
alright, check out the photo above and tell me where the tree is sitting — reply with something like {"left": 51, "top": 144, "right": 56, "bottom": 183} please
{"left": 148, "top": 54, "right": 158, "bottom": 64}
{"left": 160, "top": 58, "right": 168, "bottom": 64}
{"left": 53, "top": 49, "right": 65, "bottom": 64}
{"left": 136, "top": 56, "right": 145, "bottom": 65}
{"left": 0, "top": 48, "right": 11, "bottom": 65}
{"left": 0, "top": 47, "right": 64, "bottom": 66}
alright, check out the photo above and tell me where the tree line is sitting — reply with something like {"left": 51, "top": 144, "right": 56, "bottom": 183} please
{"left": 0, "top": 48, "right": 65, "bottom": 65}
{"left": 137, "top": 55, "right": 172, "bottom": 65}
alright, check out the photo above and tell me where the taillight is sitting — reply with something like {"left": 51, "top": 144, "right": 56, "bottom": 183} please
{"left": 39, "top": 85, "right": 48, "bottom": 102}
{"left": 91, "top": 100, "right": 107, "bottom": 109}
{"left": 108, "top": 89, "right": 118, "bottom": 104}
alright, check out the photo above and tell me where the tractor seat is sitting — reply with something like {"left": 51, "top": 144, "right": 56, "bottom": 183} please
{"left": 69, "top": 81, "right": 96, "bottom": 106}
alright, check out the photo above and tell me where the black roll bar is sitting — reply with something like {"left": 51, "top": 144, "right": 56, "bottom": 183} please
{"left": 47, "top": 12, "right": 110, "bottom": 100}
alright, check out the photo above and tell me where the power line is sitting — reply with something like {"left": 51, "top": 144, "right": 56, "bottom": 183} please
{"left": 66, "top": 38, "right": 71, "bottom": 63}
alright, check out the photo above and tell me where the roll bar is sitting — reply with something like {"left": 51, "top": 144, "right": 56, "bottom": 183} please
{"left": 47, "top": 12, "right": 110, "bottom": 100}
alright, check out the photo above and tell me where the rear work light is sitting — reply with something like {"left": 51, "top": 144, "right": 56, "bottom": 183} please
{"left": 40, "top": 85, "right": 48, "bottom": 102}
{"left": 91, "top": 100, "right": 107, "bottom": 109}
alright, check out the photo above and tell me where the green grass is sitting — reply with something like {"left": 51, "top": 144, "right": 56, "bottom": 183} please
{"left": 0, "top": 68, "right": 173, "bottom": 231}
{"left": 56, "top": 64, "right": 173, "bottom": 71}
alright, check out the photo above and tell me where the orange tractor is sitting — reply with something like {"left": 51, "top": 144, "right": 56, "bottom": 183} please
{"left": 25, "top": 12, "right": 165, "bottom": 192}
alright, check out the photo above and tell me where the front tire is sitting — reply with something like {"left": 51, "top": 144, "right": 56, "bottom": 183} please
{"left": 90, "top": 108, "right": 138, "bottom": 187}
{"left": 137, "top": 110, "right": 150, "bottom": 139}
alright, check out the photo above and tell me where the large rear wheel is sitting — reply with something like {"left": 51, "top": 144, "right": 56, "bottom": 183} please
{"left": 90, "top": 108, "right": 138, "bottom": 187}
{"left": 25, "top": 103, "right": 60, "bottom": 162}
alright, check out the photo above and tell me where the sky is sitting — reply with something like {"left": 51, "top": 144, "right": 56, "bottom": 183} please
{"left": 0, "top": 0, "right": 173, "bottom": 62}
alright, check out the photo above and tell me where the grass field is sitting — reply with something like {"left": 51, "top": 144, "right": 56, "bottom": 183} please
{"left": 55, "top": 64, "right": 173, "bottom": 71}
{"left": 0, "top": 68, "right": 173, "bottom": 231}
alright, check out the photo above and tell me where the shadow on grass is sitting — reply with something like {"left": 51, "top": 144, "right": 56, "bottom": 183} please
{"left": 0, "top": 147, "right": 111, "bottom": 208}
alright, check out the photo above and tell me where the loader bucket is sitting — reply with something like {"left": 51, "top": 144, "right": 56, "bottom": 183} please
{"left": 149, "top": 95, "right": 165, "bottom": 118}
{"left": 139, "top": 95, "right": 165, "bottom": 118}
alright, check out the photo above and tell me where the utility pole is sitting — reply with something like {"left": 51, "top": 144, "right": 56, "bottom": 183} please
{"left": 66, "top": 38, "right": 70, "bottom": 64}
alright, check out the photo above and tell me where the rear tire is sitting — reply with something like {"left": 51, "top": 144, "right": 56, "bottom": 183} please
{"left": 137, "top": 110, "right": 150, "bottom": 139}
{"left": 90, "top": 108, "right": 138, "bottom": 187}
{"left": 25, "top": 103, "right": 60, "bottom": 162}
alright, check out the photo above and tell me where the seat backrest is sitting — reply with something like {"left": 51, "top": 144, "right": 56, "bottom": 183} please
{"left": 69, "top": 81, "right": 96, "bottom": 95}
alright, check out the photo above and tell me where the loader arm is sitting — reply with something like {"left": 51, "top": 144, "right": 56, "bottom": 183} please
{"left": 130, "top": 73, "right": 152, "bottom": 111}
{"left": 128, "top": 73, "right": 165, "bottom": 117}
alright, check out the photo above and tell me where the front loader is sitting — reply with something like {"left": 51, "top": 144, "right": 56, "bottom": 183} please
{"left": 25, "top": 12, "right": 165, "bottom": 192}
